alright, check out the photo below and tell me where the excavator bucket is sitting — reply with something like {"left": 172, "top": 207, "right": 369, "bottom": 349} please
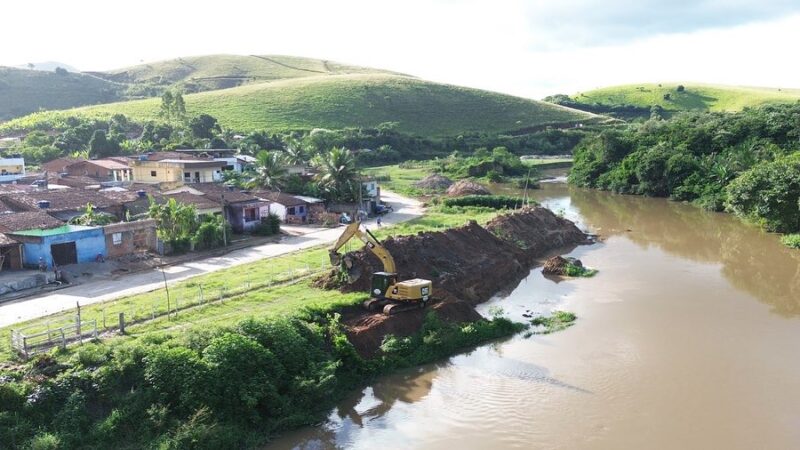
{"left": 329, "top": 250, "right": 342, "bottom": 267}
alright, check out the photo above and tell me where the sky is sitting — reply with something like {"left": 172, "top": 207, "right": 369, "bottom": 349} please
{"left": 3, "top": 0, "right": 800, "bottom": 99}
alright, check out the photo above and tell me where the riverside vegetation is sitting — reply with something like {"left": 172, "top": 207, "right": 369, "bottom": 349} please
{"left": 569, "top": 103, "right": 800, "bottom": 239}
{"left": 0, "top": 203, "right": 539, "bottom": 449}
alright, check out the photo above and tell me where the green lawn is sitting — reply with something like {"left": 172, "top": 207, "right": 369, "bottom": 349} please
{"left": 365, "top": 164, "right": 434, "bottom": 197}
{"left": 1, "top": 204, "right": 505, "bottom": 362}
{"left": 573, "top": 83, "right": 800, "bottom": 112}
{"left": 2, "top": 73, "right": 594, "bottom": 136}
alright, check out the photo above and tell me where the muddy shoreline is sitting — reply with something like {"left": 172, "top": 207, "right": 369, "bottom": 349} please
{"left": 317, "top": 207, "right": 589, "bottom": 356}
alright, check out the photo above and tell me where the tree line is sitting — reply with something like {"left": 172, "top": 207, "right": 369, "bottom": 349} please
{"left": 570, "top": 103, "right": 800, "bottom": 233}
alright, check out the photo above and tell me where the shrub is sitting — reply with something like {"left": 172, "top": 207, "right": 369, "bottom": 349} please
{"left": 202, "top": 333, "right": 284, "bottom": 418}
{"left": 726, "top": 154, "right": 800, "bottom": 232}
{"left": 144, "top": 346, "right": 208, "bottom": 414}
{"left": 443, "top": 195, "right": 526, "bottom": 209}
{"left": 781, "top": 234, "right": 800, "bottom": 249}
{"left": 193, "top": 215, "right": 228, "bottom": 250}
{"left": 253, "top": 213, "right": 281, "bottom": 236}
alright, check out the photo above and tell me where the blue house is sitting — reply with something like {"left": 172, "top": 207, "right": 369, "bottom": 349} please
{"left": 2, "top": 212, "right": 107, "bottom": 267}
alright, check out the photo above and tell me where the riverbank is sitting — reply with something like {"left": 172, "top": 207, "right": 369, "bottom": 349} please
{"left": 0, "top": 202, "right": 587, "bottom": 449}
{"left": 317, "top": 206, "right": 588, "bottom": 356}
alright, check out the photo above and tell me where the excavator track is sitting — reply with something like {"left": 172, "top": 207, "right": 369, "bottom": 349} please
{"left": 363, "top": 298, "right": 429, "bottom": 315}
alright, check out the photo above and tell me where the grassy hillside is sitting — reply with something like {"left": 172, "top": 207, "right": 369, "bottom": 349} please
{"left": 573, "top": 83, "right": 800, "bottom": 112}
{"left": 0, "top": 67, "right": 122, "bottom": 120}
{"left": 91, "top": 54, "right": 401, "bottom": 92}
{"left": 0, "top": 55, "right": 400, "bottom": 122}
{"left": 3, "top": 74, "right": 595, "bottom": 136}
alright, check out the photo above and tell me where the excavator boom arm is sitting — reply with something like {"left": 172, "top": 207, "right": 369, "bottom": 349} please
{"left": 329, "top": 222, "right": 396, "bottom": 273}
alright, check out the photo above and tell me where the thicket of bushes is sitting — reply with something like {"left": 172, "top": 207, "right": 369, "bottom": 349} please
{"left": 570, "top": 104, "right": 800, "bottom": 233}
{"left": 443, "top": 195, "right": 526, "bottom": 210}
{"left": 0, "top": 311, "right": 520, "bottom": 449}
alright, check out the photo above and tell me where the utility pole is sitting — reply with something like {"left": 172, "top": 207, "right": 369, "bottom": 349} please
{"left": 221, "top": 193, "right": 228, "bottom": 247}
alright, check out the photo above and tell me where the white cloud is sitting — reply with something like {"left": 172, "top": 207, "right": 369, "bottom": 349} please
{"left": 2, "top": 0, "right": 799, "bottom": 99}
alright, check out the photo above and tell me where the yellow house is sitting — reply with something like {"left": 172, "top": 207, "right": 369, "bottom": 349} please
{"left": 131, "top": 158, "right": 226, "bottom": 184}
{"left": 0, "top": 156, "right": 25, "bottom": 183}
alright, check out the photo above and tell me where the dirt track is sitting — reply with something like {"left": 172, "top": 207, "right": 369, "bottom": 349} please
{"left": 318, "top": 206, "right": 589, "bottom": 355}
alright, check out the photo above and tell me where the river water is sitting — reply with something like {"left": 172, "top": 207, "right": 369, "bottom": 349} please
{"left": 269, "top": 182, "right": 800, "bottom": 449}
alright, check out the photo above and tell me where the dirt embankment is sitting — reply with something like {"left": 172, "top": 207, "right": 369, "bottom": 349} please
{"left": 319, "top": 207, "right": 589, "bottom": 356}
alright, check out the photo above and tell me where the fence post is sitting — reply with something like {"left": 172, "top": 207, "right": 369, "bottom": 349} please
{"left": 118, "top": 313, "right": 125, "bottom": 335}
{"left": 102, "top": 309, "right": 106, "bottom": 330}
{"left": 59, "top": 330, "right": 66, "bottom": 349}
{"left": 199, "top": 285, "right": 204, "bottom": 304}
{"left": 22, "top": 336, "right": 29, "bottom": 359}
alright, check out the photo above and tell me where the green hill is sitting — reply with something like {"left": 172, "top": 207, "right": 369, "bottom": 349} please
{"left": 2, "top": 73, "right": 595, "bottom": 136}
{"left": 89, "top": 54, "right": 402, "bottom": 93}
{"left": 0, "top": 55, "right": 401, "bottom": 122}
{"left": 573, "top": 83, "right": 800, "bottom": 112}
{"left": 0, "top": 67, "right": 122, "bottom": 120}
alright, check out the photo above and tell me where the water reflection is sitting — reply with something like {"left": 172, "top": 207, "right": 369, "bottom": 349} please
{"left": 268, "top": 364, "right": 444, "bottom": 449}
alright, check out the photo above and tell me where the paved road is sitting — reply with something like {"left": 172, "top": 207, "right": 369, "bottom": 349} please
{"left": 0, "top": 191, "right": 422, "bottom": 328}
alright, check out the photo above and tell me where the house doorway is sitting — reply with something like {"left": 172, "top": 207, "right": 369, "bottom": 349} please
{"left": 51, "top": 242, "right": 78, "bottom": 266}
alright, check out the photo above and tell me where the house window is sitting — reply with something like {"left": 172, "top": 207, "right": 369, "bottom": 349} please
{"left": 244, "top": 207, "right": 258, "bottom": 222}
{"left": 112, "top": 233, "right": 122, "bottom": 245}
{"left": 298, "top": 206, "right": 305, "bottom": 213}
{"left": 184, "top": 172, "right": 191, "bottom": 178}
{"left": 150, "top": 170, "right": 157, "bottom": 177}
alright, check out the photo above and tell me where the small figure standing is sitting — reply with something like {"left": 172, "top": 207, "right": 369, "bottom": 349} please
{"left": 38, "top": 257, "right": 47, "bottom": 272}
{"left": 376, "top": 216, "right": 382, "bottom": 227}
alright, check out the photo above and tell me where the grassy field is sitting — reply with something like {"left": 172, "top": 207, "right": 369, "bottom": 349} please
{"left": 1, "top": 204, "right": 503, "bottom": 362}
{"left": 0, "top": 67, "right": 122, "bottom": 120}
{"left": 365, "top": 164, "right": 434, "bottom": 197}
{"left": 573, "top": 83, "right": 800, "bottom": 112}
{"left": 95, "top": 54, "right": 401, "bottom": 92}
{"left": 2, "top": 73, "right": 594, "bottom": 136}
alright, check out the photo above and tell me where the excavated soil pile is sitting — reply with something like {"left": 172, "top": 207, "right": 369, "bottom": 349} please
{"left": 446, "top": 180, "right": 491, "bottom": 197}
{"left": 321, "top": 207, "right": 588, "bottom": 356}
{"left": 413, "top": 174, "right": 453, "bottom": 190}
{"left": 541, "top": 255, "right": 583, "bottom": 275}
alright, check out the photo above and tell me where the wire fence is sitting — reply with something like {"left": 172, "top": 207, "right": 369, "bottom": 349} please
{"left": 9, "top": 248, "right": 340, "bottom": 354}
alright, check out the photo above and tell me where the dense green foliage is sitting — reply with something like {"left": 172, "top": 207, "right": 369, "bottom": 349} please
{"left": 529, "top": 310, "right": 577, "bottom": 334}
{"left": 563, "top": 263, "right": 598, "bottom": 277}
{"left": 443, "top": 195, "right": 525, "bottom": 209}
{"left": 725, "top": 153, "right": 800, "bottom": 232}
{"left": 781, "top": 234, "right": 800, "bottom": 249}
{"left": 570, "top": 104, "right": 800, "bottom": 232}
{"left": 0, "top": 311, "right": 520, "bottom": 449}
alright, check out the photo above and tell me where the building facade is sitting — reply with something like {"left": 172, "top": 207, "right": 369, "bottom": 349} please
{"left": 0, "top": 157, "right": 25, "bottom": 183}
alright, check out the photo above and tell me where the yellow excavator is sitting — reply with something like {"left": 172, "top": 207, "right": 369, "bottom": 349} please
{"left": 329, "top": 221, "right": 433, "bottom": 315}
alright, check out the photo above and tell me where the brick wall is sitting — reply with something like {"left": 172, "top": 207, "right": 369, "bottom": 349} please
{"left": 103, "top": 220, "right": 157, "bottom": 258}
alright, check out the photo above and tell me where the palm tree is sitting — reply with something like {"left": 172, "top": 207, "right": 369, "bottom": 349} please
{"left": 312, "top": 147, "right": 360, "bottom": 202}
{"left": 248, "top": 150, "right": 288, "bottom": 191}
{"left": 281, "top": 136, "right": 310, "bottom": 166}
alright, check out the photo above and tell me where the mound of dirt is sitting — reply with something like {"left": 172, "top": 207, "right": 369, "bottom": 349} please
{"left": 541, "top": 255, "right": 583, "bottom": 275}
{"left": 413, "top": 174, "right": 453, "bottom": 190}
{"left": 318, "top": 206, "right": 588, "bottom": 356}
{"left": 446, "top": 179, "right": 491, "bottom": 197}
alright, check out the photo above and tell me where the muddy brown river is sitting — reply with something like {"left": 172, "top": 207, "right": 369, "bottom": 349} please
{"left": 269, "top": 183, "right": 800, "bottom": 449}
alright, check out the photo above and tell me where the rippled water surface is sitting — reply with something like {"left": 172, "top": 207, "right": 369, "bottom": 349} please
{"left": 269, "top": 183, "right": 800, "bottom": 450}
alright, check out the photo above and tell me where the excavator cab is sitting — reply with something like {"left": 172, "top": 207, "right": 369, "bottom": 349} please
{"left": 371, "top": 272, "right": 398, "bottom": 297}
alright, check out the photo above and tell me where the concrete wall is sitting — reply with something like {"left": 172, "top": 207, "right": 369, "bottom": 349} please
{"left": 18, "top": 227, "right": 107, "bottom": 267}
{"left": 103, "top": 220, "right": 157, "bottom": 258}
